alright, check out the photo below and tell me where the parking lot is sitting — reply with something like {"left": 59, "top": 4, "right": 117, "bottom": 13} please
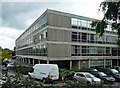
{"left": 0, "top": 59, "right": 120, "bottom": 88}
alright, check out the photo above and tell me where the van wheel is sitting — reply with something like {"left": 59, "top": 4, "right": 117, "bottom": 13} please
{"left": 28, "top": 75, "right": 31, "bottom": 79}
{"left": 43, "top": 78, "right": 46, "bottom": 84}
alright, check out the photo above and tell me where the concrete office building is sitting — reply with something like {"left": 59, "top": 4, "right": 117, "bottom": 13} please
{"left": 16, "top": 9, "right": 120, "bottom": 69}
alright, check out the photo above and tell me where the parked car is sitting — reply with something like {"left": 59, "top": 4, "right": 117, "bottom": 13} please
{"left": 0, "top": 74, "right": 7, "bottom": 85}
{"left": 88, "top": 68, "right": 98, "bottom": 72}
{"left": 112, "top": 66, "right": 120, "bottom": 72}
{"left": 7, "top": 63, "right": 14, "bottom": 69}
{"left": 28, "top": 64, "right": 59, "bottom": 82}
{"left": 0, "top": 75, "right": 7, "bottom": 81}
{"left": 73, "top": 72, "right": 101, "bottom": 85}
{"left": 90, "top": 71, "right": 115, "bottom": 83}
{"left": 1, "top": 65, "right": 8, "bottom": 71}
{"left": 96, "top": 68, "right": 120, "bottom": 81}
{"left": 3, "top": 58, "right": 12, "bottom": 62}
{"left": 0, "top": 79, "right": 6, "bottom": 85}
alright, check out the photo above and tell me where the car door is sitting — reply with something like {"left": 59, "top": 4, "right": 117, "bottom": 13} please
{"left": 76, "top": 73, "right": 86, "bottom": 84}
{"left": 79, "top": 74, "right": 87, "bottom": 84}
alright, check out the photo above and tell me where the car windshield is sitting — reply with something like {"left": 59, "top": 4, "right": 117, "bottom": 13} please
{"left": 91, "top": 69, "right": 97, "bottom": 71}
{"left": 9, "top": 63, "right": 14, "bottom": 65}
{"left": 111, "top": 69, "right": 119, "bottom": 74}
{"left": 99, "top": 72, "right": 107, "bottom": 77}
{"left": 86, "top": 73, "right": 95, "bottom": 78}
{"left": 1, "top": 65, "right": 6, "bottom": 68}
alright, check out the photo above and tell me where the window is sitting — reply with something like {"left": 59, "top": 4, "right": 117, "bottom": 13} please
{"left": 89, "top": 46, "right": 95, "bottom": 54}
{"left": 72, "top": 32, "right": 77, "bottom": 42}
{"left": 106, "top": 47, "right": 110, "bottom": 56}
{"left": 82, "top": 33, "right": 87, "bottom": 42}
{"left": 90, "top": 34, "right": 94, "bottom": 43}
{"left": 112, "top": 48, "right": 118, "bottom": 56}
{"left": 82, "top": 20, "right": 88, "bottom": 27}
{"left": 78, "top": 19, "right": 81, "bottom": 27}
{"left": 82, "top": 46, "right": 87, "bottom": 56}
{"left": 88, "top": 21, "right": 92, "bottom": 28}
{"left": 71, "top": 45, "right": 81, "bottom": 56}
{"left": 71, "top": 18, "right": 77, "bottom": 26}
{"left": 76, "top": 74, "right": 85, "bottom": 77}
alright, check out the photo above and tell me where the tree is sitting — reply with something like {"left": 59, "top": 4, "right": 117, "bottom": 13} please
{"left": 2, "top": 50, "right": 12, "bottom": 62}
{"left": 0, "top": 46, "right": 2, "bottom": 52}
{"left": 91, "top": 1, "right": 120, "bottom": 46}
{"left": 12, "top": 46, "right": 16, "bottom": 56}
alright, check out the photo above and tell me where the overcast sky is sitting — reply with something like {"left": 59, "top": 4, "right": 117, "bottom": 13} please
{"left": 0, "top": 0, "right": 104, "bottom": 50}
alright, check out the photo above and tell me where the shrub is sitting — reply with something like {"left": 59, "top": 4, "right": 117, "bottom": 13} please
{"left": 59, "top": 68, "right": 89, "bottom": 81}
{"left": 60, "top": 69, "right": 75, "bottom": 80}
{"left": 43, "top": 77, "right": 53, "bottom": 84}
{"left": 11, "top": 66, "right": 33, "bottom": 75}
{"left": 2, "top": 73, "right": 43, "bottom": 88}
{"left": 64, "top": 80, "right": 104, "bottom": 88}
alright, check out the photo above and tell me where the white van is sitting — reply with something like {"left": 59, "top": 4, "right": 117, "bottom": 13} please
{"left": 28, "top": 64, "right": 59, "bottom": 81}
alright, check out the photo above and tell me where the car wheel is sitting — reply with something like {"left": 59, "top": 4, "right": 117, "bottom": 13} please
{"left": 110, "top": 81, "right": 114, "bottom": 84}
{"left": 87, "top": 81, "right": 91, "bottom": 85}
{"left": 28, "top": 75, "right": 31, "bottom": 79}
{"left": 42, "top": 78, "right": 46, "bottom": 84}
{"left": 102, "top": 79, "right": 106, "bottom": 84}
{"left": 73, "top": 78, "right": 77, "bottom": 82}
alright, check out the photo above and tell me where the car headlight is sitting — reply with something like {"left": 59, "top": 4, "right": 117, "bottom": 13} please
{"left": 105, "top": 78, "right": 109, "bottom": 80}
{"left": 92, "top": 79, "right": 96, "bottom": 83}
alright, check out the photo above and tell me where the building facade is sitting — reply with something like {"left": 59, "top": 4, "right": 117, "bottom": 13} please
{"left": 16, "top": 9, "right": 120, "bottom": 69}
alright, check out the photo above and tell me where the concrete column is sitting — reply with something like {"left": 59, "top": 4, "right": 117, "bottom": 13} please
{"left": 47, "top": 60, "right": 49, "bottom": 64}
{"left": 24, "top": 58, "right": 25, "bottom": 62}
{"left": 78, "top": 60, "right": 81, "bottom": 69}
{"left": 29, "top": 59, "right": 31, "bottom": 64}
{"left": 88, "top": 59, "right": 90, "bottom": 68}
{"left": 104, "top": 59, "right": 106, "bottom": 68}
{"left": 33, "top": 59, "right": 34, "bottom": 65}
{"left": 70, "top": 60, "right": 72, "bottom": 70}
{"left": 38, "top": 60, "right": 41, "bottom": 64}
{"left": 26, "top": 58, "right": 28, "bottom": 63}
{"left": 111, "top": 59, "right": 112, "bottom": 67}
{"left": 23, "top": 58, "right": 24, "bottom": 62}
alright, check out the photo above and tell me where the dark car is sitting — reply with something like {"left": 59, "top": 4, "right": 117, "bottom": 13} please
{"left": 90, "top": 71, "right": 115, "bottom": 83}
{"left": 88, "top": 68, "right": 98, "bottom": 72}
{"left": 1, "top": 65, "right": 8, "bottom": 71}
{"left": 96, "top": 68, "right": 120, "bottom": 82}
{"left": 112, "top": 66, "right": 120, "bottom": 72}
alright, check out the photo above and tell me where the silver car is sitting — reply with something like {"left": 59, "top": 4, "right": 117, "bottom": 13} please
{"left": 74, "top": 72, "right": 101, "bottom": 85}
